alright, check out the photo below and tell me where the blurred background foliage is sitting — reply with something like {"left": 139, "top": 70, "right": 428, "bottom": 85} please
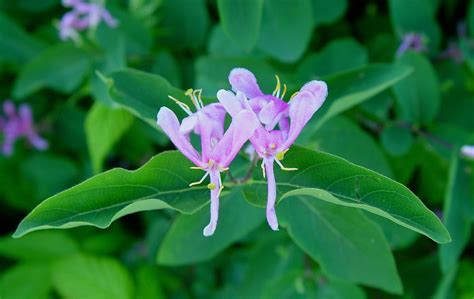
{"left": 0, "top": 0, "right": 474, "bottom": 298}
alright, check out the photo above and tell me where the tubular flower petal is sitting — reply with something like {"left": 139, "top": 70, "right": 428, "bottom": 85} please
{"left": 157, "top": 89, "right": 260, "bottom": 236}
{"left": 396, "top": 33, "right": 427, "bottom": 57}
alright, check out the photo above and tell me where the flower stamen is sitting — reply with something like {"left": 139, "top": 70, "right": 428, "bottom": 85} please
{"left": 261, "top": 160, "right": 266, "bottom": 178}
{"left": 272, "top": 75, "right": 281, "bottom": 97}
{"left": 275, "top": 159, "right": 298, "bottom": 171}
{"left": 190, "top": 172, "right": 210, "bottom": 187}
{"left": 168, "top": 95, "right": 192, "bottom": 115}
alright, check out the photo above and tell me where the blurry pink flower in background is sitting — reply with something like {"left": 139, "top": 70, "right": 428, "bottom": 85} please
{"left": 396, "top": 33, "right": 427, "bottom": 57}
{"left": 0, "top": 101, "right": 48, "bottom": 156}
{"left": 59, "top": 0, "right": 118, "bottom": 41}
{"left": 461, "top": 145, "right": 474, "bottom": 159}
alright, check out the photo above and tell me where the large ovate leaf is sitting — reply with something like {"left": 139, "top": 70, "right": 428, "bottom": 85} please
{"left": 392, "top": 52, "right": 440, "bottom": 124}
{"left": 0, "top": 11, "right": 45, "bottom": 65}
{"left": 13, "top": 44, "right": 91, "bottom": 98}
{"left": 217, "top": 0, "right": 263, "bottom": 52}
{"left": 243, "top": 146, "right": 450, "bottom": 244}
{"left": 311, "top": 0, "right": 347, "bottom": 26}
{"left": 280, "top": 196, "right": 402, "bottom": 293}
{"left": 106, "top": 68, "right": 185, "bottom": 128}
{"left": 310, "top": 64, "right": 412, "bottom": 130}
{"left": 157, "top": 189, "right": 264, "bottom": 265}
{"left": 440, "top": 156, "right": 473, "bottom": 272}
{"left": 86, "top": 103, "right": 134, "bottom": 173}
{"left": 257, "top": 0, "right": 314, "bottom": 62}
{"left": 13, "top": 151, "right": 209, "bottom": 238}
{"left": 0, "top": 231, "right": 78, "bottom": 261}
{"left": 52, "top": 254, "right": 133, "bottom": 299}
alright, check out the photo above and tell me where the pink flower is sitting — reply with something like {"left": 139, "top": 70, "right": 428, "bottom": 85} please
{"left": 0, "top": 101, "right": 48, "bottom": 156}
{"left": 157, "top": 90, "right": 260, "bottom": 236}
{"left": 396, "top": 33, "right": 427, "bottom": 57}
{"left": 461, "top": 145, "right": 474, "bottom": 158}
{"left": 217, "top": 68, "right": 328, "bottom": 231}
{"left": 59, "top": 0, "right": 118, "bottom": 41}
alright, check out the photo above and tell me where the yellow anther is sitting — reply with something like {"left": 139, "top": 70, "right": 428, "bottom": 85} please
{"left": 281, "top": 84, "right": 287, "bottom": 99}
{"left": 207, "top": 183, "right": 216, "bottom": 190}
{"left": 272, "top": 75, "right": 281, "bottom": 96}
{"left": 269, "top": 143, "right": 276, "bottom": 149}
{"left": 276, "top": 149, "right": 290, "bottom": 161}
{"left": 207, "top": 159, "right": 215, "bottom": 167}
{"left": 218, "top": 166, "right": 229, "bottom": 171}
{"left": 185, "top": 88, "right": 193, "bottom": 96}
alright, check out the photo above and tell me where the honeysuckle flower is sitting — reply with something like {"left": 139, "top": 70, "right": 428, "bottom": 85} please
{"left": 396, "top": 33, "right": 427, "bottom": 57}
{"left": 440, "top": 43, "right": 464, "bottom": 64}
{"left": 157, "top": 90, "right": 260, "bottom": 236}
{"left": 0, "top": 101, "right": 48, "bottom": 156}
{"left": 59, "top": 0, "right": 118, "bottom": 41}
{"left": 461, "top": 145, "right": 474, "bottom": 158}
{"left": 217, "top": 68, "right": 328, "bottom": 231}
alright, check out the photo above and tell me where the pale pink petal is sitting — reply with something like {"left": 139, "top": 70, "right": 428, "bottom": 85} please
{"left": 280, "top": 81, "right": 328, "bottom": 150}
{"left": 203, "top": 171, "right": 221, "bottom": 236}
{"left": 180, "top": 114, "right": 197, "bottom": 134}
{"left": 27, "top": 133, "right": 48, "bottom": 151}
{"left": 101, "top": 9, "right": 118, "bottom": 27}
{"left": 461, "top": 145, "right": 474, "bottom": 158}
{"left": 157, "top": 107, "right": 203, "bottom": 167}
{"left": 3, "top": 101, "right": 16, "bottom": 118}
{"left": 264, "top": 158, "right": 278, "bottom": 231}
{"left": 216, "top": 90, "right": 247, "bottom": 117}
{"left": 258, "top": 97, "right": 288, "bottom": 130}
{"left": 229, "top": 68, "right": 263, "bottom": 99}
{"left": 211, "top": 110, "right": 260, "bottom": 167}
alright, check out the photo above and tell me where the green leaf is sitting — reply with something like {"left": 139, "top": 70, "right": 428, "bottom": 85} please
{"left": 243, "top": 146, "right": 451, "bottom": 244}
{"left": 299, "top": 116, "right": 393, "bottom": 177}
{"left": 107, "top": 68, "right": 184, "bottom": 128}
{"left": 389, "top": 0, "right": 441, "bottom": 48}
{"left": 157, "top": 189, "right": 264, "bottom": 265}
{"left": 240, "top": 240, "right": 304, "bottom": 299}
{"left": 311, "top": 0, "right": 347, "bottom": 26}
{"left": 20, "top": 153, "right": 79, "bottom": 203}
{"left": 13, "top": 151, "right": 210, "bottom": 238}
{"left": 279, "top": 197, "right": 402, "bottom": 293}
{"left": 86, "top": 103, "right": 134, "bottom": 173}
{"left": 0, "top": 263, "right": 52, "bottom": 299}
{"left": 0, "top": 11, "right": 45, "bottom": 65}
{"left": 160, "top": 0, "right": 209, "bottom": 50}
{"left": 217, "top": 0, "right": 263, "bottom": 52}
{"left": 134, "top": 265, "right": 166, "bottom": 299}
{"left": 440, "top": 156, "right": 473, "bottom": 272}
{"left": 315, "top": 279, "right": 367, "bottom": 299}
{"left": 0, "top": 231, "right": 78, "bottom": 261}
{"left": 52, "top": 254, "right": 133, "bottom": 299}
{"left": 381, "top": 125, "right": 414, "bottom": 156}
{"left": 308, "top": 64, "right": 412, "bottom": 131}
{"left": 392, "top": 52, "right": 440, "bottom": 124}
{"left": 297, "top": 38, "right": 368, "bottom": 79}
{"left": 13, "top": 44, "right": 90, "bottom": 99}
{"left": 257, "top": 0, "right": 314, "bottom": 62}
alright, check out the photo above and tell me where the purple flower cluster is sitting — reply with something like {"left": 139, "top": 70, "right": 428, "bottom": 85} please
{"left": 0, "top": 101, "right": 48, "bottom": 156}
{"left": 157, "top": 68, "right": 328, "bottom": 236}
{"left": 59, "top": 0, "right": 118, "bottom": 41}
{"left": 396, "top": 33, "right": 427, "bottom": 57}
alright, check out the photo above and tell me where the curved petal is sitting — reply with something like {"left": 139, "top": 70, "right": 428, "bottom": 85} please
{"left": 258, "top": 97, "right": 288, "bottom": 130}
{"left": 157, "top": 107, "right": 203, "bottom": 167}
{"left": 211, "top": 110, "right": 260, "bottom": 167}
{"left": 203, "top": 171, "right": 221, "bottom": 236}
{"left": 179, "top": 114, "right": 197, "bottom": 134}
{"left": 229, "top": 68, "right": 263, "bottom": 99}
{"left": 264, "top": 158, "right": 278, "bottom": 231}
{"left": 216, "top": 90, "right": 247, "bottom": 117}
{"left": 280, "top": 82, "right": 327, "bottom": 150}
